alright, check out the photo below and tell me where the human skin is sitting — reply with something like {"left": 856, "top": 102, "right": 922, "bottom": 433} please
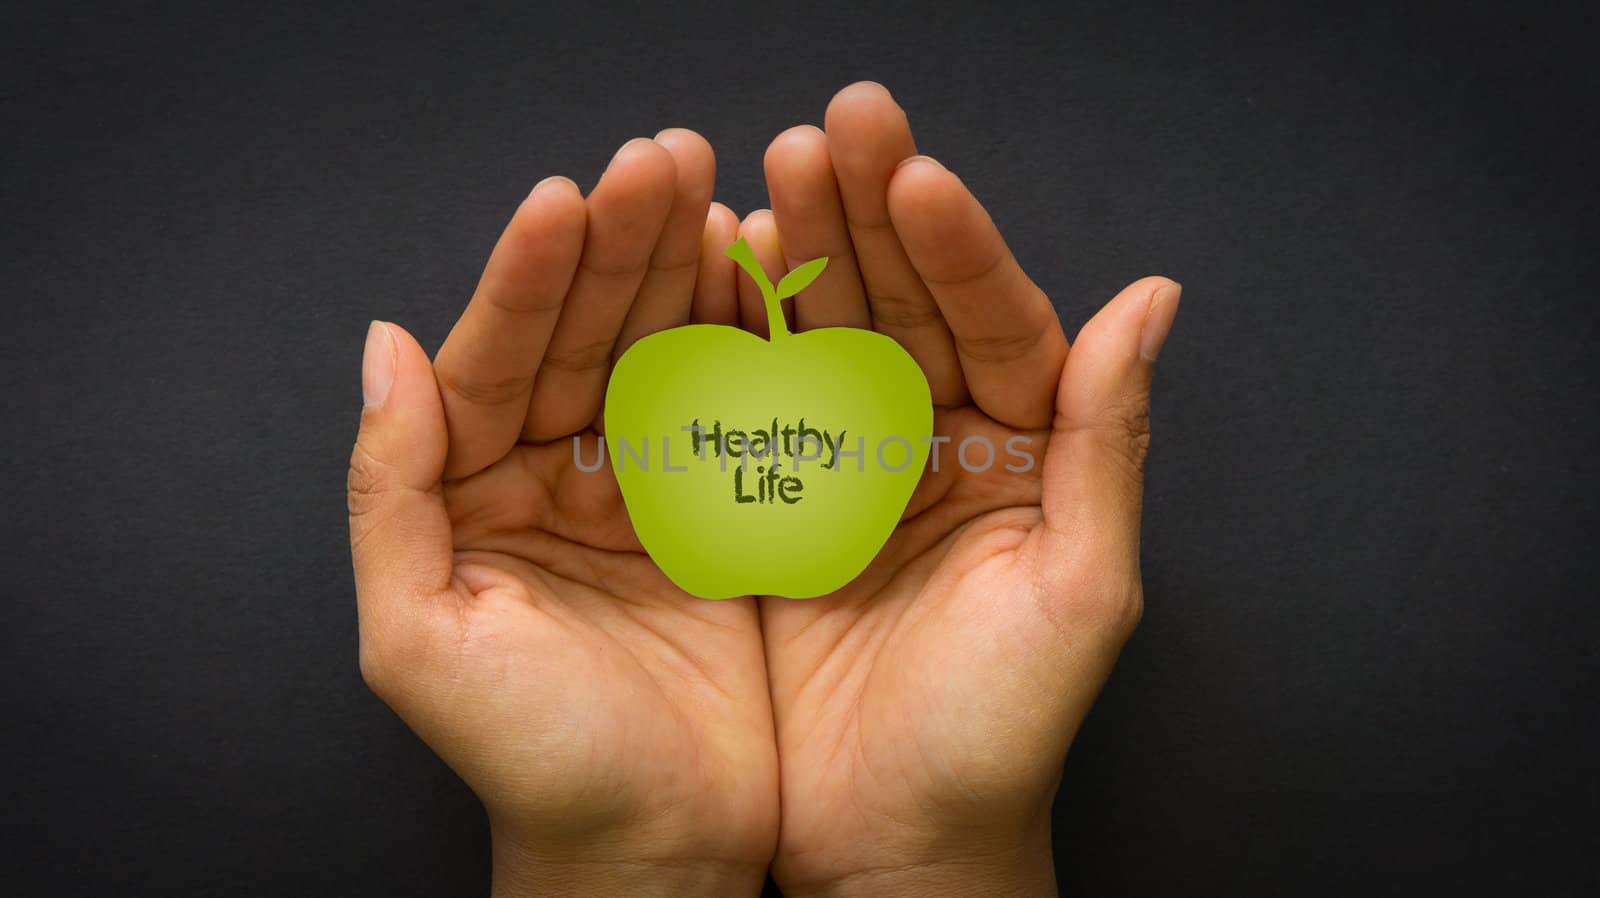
{"left": 745, "top": 82, "right": 1179, "bottom": 897}
{"left": 346, "top": 83, "right": 1178, "bottom": 896}
{"left": 347, "top": 131, "right": 778, "bottom": 896}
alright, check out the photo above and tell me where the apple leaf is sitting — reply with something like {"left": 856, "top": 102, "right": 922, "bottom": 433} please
{"left": 724, "top": 237, "right": 776, "bottom": 299}
{"left": 774, "top": 256, "right": 828, "bottom": 300}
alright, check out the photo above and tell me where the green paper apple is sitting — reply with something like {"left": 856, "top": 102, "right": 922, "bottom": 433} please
{"left": 602, "top": 238, "right": 933, "bottom": 599}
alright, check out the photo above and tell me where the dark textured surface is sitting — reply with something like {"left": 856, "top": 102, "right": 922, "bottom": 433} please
{"left": 3, "top": 2, "right": 1596, "bottom": 895}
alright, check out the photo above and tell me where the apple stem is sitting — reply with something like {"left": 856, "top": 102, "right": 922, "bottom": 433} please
{"left": 724, "top": 236, "right": 791, "bottom": 341}
{"left": 763, "top": 287, "right": 791, "bottom": 341}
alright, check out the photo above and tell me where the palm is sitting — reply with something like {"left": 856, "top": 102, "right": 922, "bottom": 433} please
{"left": 431, "top": 435, "right": 775, "bottom": 853}
{"left": 761, "top": 407, "right": 1086, "bottom": 876}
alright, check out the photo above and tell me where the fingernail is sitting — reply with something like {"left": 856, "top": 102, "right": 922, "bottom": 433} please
{"left": 529, "top": 175, "right": 574, "bottom": 198}
{"left": 363, "top": 321, "right": 395, "bottom": 408}
{"left": 610, "top": 136, "right": 651, "bottom": 164}
{"left": 1139, "top": 282, "right": 1182, "bottom": 362}
{"left": 896, "top": 154, "right": 944, "bottom": 171}
{"left": 859, "top": 80, "right": 904, "bottom": 111}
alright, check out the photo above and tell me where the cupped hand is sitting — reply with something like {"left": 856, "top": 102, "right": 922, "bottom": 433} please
{"left": 346, "top": 132, "right": 776, "bottom": 896}
{"left": 748, "top": 83, "right": 1181, "bottom": 896}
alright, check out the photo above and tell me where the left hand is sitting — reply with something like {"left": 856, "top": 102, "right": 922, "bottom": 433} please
{"left": 347, "top": 131, "right": 778, "bottom": 897}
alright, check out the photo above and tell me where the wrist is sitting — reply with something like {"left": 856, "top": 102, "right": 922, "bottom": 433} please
{"left": 778, "top": 814, "right": 1056, "bottom": 898}
{"left": 489, "top": 825, "right": 768, "bottom": 898}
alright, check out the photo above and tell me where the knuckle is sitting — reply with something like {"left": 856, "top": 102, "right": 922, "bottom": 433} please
{"left": 1089, "top": 394, "right": 1152, "bottom": 481}
{"left": 920, "top": 249, "right": 1005, "bottom": 289}
{"left": 953, "top": 328, "right": 1045, "bottom": 364}
{"left": 1064, "top": 570, "right": 1145, "bottom": 640}
{"left": 346, "top": 442, "right": 392, "bottom": 515}
{"left": 540, "top": 337, "right": 616, "bottom": 373}
{"left": 1033, "top": 547, "right": 1145, "bottom": 647}
{"left": 578, "top": 254, "right": 649, "bottom": 279}
{"left": 484, "top": 290, "right": 564, "bottom": 320}
{"left": 646, "top": 256, "right": 700, "bottom": 276}
{"left": 1122, "top": 402, "right": 1152, "bottom": 472}
{"left": 438, "top": 368, "right": 535, "bottom": 407}
{"left": 868, "top": 291, "right": 943, "bottom": 329}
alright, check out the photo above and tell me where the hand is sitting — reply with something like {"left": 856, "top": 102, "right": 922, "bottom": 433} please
{"left": 750, "top": 83, "right": 1181, "bottom": 896}
{"left": 346, "top": 133, "right": 777, "bottom": 896}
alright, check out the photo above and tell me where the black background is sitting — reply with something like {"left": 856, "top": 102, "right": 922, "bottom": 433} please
{"left": 3, "top": 1, "right": 1596, "bottom": 895}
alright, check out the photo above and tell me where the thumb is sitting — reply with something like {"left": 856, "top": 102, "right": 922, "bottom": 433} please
{"left": 348, "top": 321, "right": 454, "bottom": 614}
{"left": 1040, "top": 276, "right": 1180, "bottom": 574}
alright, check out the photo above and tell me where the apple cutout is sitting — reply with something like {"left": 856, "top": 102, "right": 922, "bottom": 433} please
{"left": 603, "top": 238, "right": 933, "bottom": 599}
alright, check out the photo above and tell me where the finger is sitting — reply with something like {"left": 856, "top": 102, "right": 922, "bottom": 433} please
{"left": 1041, "top": 277, "right": 1181, "bottom": 562}
{"left": 432, "top": 177, "right": 586, "bottom": 480}
{"left": 349, "top": 322, "right": 455, "bottom": 622}
{"left": 825, "top": 81, "right": 965, "bottom": 405}
{"left": 888, "top": 156, "right": 1068, "bottom": 430}
{"left": 693, "top": 202, "right": 740, "bottom": 325}
{"left": 764, "top": 124, "right": 870, "bottom": 331}
{"left": 614, "top": 128, "right": 716, "bottom": 356}
{"left": 735, "top": 210, "right": 789, "bottom": 338}
{"left": 523, "top": 138, "right": 676, "bottom": 442}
